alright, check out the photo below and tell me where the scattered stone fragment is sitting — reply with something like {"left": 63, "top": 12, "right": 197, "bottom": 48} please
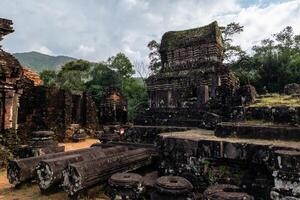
{"left": 284, "top": 83, "right": 300, "bottom": 95}
{"left": 203, "top": 184, "right": 254, "bottom": 200}
{"left": 107, "top": 172, "right": 143, "bottom": 200}
{"left": 72, "top": 129, "right": 87, "bottom": 142}
{"left": 142, "top": 171, "right": 159, "bottom": 198}
{"left": 151, "top": 176, "right": 195, "bottom": 200}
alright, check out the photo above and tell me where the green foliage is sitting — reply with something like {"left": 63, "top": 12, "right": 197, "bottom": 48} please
{"left": 56, "top": 60, "right": 92, "bottom": 91}
{"left": 39, "top": 53, "right": 147, "bottom": 122}
{"left": 228, "top": 25, "right": 300, "bottom": 93}
{"left": 223, "top": 22, "right": 246, "bottom": 62}
{"left": 39, "top": 70, "right": 57, "bottom": 87}
{"left": 122, "top": 78, "right": 148, "bottom": 121}
{"left": 147, "top": 40, "right": 161, "bottom": 74}
{"left": 108, "top": 53, "right": 134, "bottom": 78}
{"left": 14, "top": 51, "right": 76, "bottom": 72}
{"left": 250, "top": 94, "right": 300, "bottom": 107}
{"left": 86, "top": 62, "right": 121, "bottom": 101}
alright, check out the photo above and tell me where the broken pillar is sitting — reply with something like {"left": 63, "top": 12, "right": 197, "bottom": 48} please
{"left": 29, "top": 131, "right": 65, "bottom": 156}
{"left": 142, "top": 171, "right": 159, "bottom": 198}
{"left": 62, "top": 148, "right": 154, "bottom": 196}
{"left": 7, "top": 146, "right": 105, "bottom": 185}
{"left": 150, "top": 176, "right": 195, "bottom": 200}
{"left": 107, "top": 172, "right": 143, "bottom": 199}
{"left": 35, "top": 146, "right": 127, "bottom": 191}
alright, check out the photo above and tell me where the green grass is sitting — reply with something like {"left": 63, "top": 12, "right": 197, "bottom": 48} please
{"left": 250, "top": 94, "right": 300, "bottom": 107}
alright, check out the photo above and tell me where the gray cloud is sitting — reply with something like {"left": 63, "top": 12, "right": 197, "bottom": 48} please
{"left": 0, "top": 0, "right": 300, "bottom": 63}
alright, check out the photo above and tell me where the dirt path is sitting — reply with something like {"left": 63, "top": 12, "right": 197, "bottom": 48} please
{"left": 0, "top": 139, "right": 109, "bottom": 200}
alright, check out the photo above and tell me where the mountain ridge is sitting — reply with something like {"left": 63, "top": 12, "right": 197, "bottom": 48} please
{"left": 13, "top": 51, "right": 77, "bottom": 72}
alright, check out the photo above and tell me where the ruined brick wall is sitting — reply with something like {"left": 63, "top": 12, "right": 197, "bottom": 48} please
{"left": 99, "top": 89, "right": 127, "bottom": 125}
{"left": 83, "top": 92, "right": 99, "bottom": 130}
{"left": 18, "top": 87, "right": 99, "bottom": 142}
{"left": 18, "top": 86, "right": 70, "bottom": 141}
{"left": 157, "top": 134, "right": 277, "bottom": 199}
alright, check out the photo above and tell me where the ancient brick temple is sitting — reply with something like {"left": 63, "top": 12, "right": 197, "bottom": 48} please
{"left": 0, "top": 18, "right": 99, "bottom": 143}
{"left": 17, "top": 87, "right": 99, "bottom": 141}
{"left": 147, "top": 21, "right": 230, "bottom": 109}
{"left": 0, "top": 18, "right": 23, "bottom": 131}
{"left": 135, "top": 21, "right": 235, "bottom": 128}
{"left": 99, "top": 88, "right": 127, "bottom": 125}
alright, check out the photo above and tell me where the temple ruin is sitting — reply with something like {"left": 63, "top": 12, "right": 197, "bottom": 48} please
{"left": 1, "top": 17, "right": 300, "bottom": 200}
{"left": 147, "top": 21, "right": 226, "bottom": 108}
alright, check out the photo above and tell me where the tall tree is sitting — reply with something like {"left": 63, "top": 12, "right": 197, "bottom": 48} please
{"left": 40, "top": 70, "right": 57, "bottom": 87}
{"left": 122, "top": 78, "right": 148, "bottom": 121}
{"left": 222, "top": 22, "right": 246, "bottom": 63}
{"left": 108, "top": 53, "right": 134, "bottom": 78}
{"left": 56, "top": 60, "right": 92, "bottom": 91}
{"left": 86, "top": 62, "right": 121, "bottom": 101}
{"left": 147, "top": 40, "right": 161, "bottom": 74}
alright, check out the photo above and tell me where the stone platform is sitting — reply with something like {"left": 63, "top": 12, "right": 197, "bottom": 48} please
{"left": 134, "top": 108, "right": 221, "bottom": 129}
{"left": 215, "top": 122, "right": 300, "bottom": 141}
{"left": 158, "top": 129, "right": 300, "bottom": 199}
{"left": 125, "top": 125, "right": 191, "bottom": 144}
{"left": 242, "top": 106, "right": 300, "bottom": 125}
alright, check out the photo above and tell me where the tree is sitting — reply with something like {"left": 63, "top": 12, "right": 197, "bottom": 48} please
{"left": 134, "top": 61, "right": 150, "bottom": 82}
{"left": 122, "top": 78, "right": 148, "bottom": 121}
{"left": 108, "top": 53, "right": 134, "bottom": 78}
{"left": 222, "top": 22, "right": 246, "bottom": 63}
{"left": 40, "top": 70, "right": 57, "bottom": 87}
{"left": 147, "top": 40, "right": 161, "bottom": 74}
{"left": 86, "top": 62, "right": 121, "bottom": 101}
{"left": 56, "top": 60, "right": 92, "bottom": 91}
{"left": 248, "top": 26, "right": 300, "bottom": 93}
{"left": 274, "top": 26, "right": 294, "bottom": 49}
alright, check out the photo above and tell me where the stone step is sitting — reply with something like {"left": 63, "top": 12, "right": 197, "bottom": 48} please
{"left": 135, "top": 117, "right": 203, "bottom": 127}
{"left": 158, "top": 129, "right": 300, "bottom": 199}
{"left": 125, "top": 125, "right": 191, "bottom": 144}
{"left": 215, "top": 122, "right": 300, "bottom": 141}
{"left": 245, "top": 106, "right": 300, "bottom": 125}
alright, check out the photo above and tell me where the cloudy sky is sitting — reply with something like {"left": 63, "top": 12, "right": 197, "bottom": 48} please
{"left": 0, "top": 0, "right": 300, "bottom": 63}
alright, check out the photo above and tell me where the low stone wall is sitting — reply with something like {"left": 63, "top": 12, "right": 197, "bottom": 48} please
{"left": 125, "top": 126, "right": 190, "bottom": 144}
{"left": 215, "top": 122, "right": 300, "bottom": 141}
{"left": 246, "top": 106, "right": 300, "bottom": 125}
{"left": 157, "top": 131, "right": 300, "bottom": 199}
{"left": 134, "top": 108, "right": 221, "bottom": 129}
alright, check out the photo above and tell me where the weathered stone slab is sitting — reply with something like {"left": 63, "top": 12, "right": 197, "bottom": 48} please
{"left": 203, "top": 184, "right": 254, "bottom": 200}
{"left": 125, "top": 125, "right": 190, "bottom": 144}
{"left": 158, "top": 129, "right": 300, "bottom": 199}
{"left": 151, "top": 176, "right": 195, "bottom": 200}
{"left": 245, "top": 106, "right": 300, "bottom": 125}
{"left": 107, "top": 172, "right": 143, "bottom": 200}
{"left": 215, "top": 122, "right": 300, "bottom": 141}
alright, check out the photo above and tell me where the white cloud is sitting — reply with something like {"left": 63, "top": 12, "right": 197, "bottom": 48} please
{"left": 224, "top": 0, "right": 300, "bottom": 52}
{"left": 36, "top": 46, "right": 54, "bottom": 55}
{"left": 0, "top": 0, "right": 299, "bottom": 63}
{"left": 77, "top": 45, "right": 95, "bottom": 55}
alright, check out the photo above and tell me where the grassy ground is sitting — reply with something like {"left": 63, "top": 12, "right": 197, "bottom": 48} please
{"left": 250, "top": 94, "right": 300, "bottom": 107}
{"left": 0, "top": 139, "right": 109, "bottom": 200}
